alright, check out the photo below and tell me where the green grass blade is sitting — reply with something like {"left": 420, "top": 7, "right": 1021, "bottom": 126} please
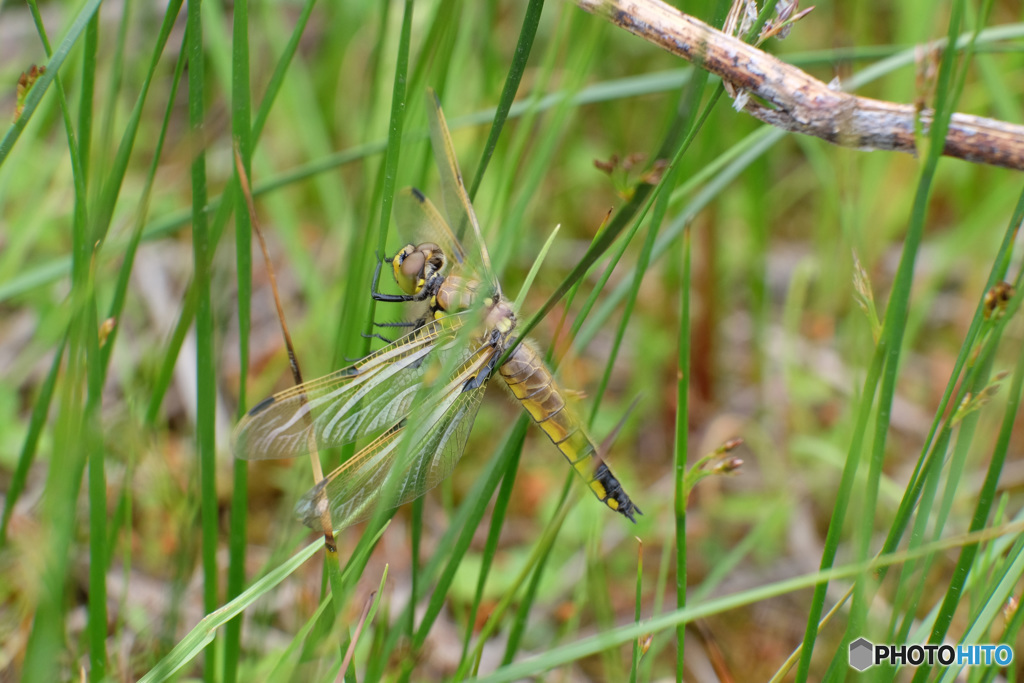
{"left": 630, "top": 539, "right": 643, "bottom": 683}
{"left": 373, "top": 0, "right": 414, "bottom": 273}
{"left": 94, "top": 0, "right": 131, "bottom": 178}
{"left": 912, "top": 285, "right": 1024, "bottom": 678}
{"left": 369, "top": 416, "right": 530, "bottom": 680}
{"left": 224, "top": 0, "right": 253, "bottom": 677}
{"left": 493, "top": 475, "right": 576, "bottom": 670}
{"left": 330, "top": 0, "right": 414, "bottom": 375}
{"left": 459, "top": 422, "right": 527, "bottom": 660}
{"left": 85, "top": 294, "right": 108, "bottom": 682}
{"left": 77, "top": 13, "right": 97, "bottom": 183}
{"left": 673, "top": 221, "right": 691, "bottom": 683}
{"left": 586, "top": 186, "right": 654, "bottom": 426}
{"left": 512, "top": 224, "right": 560, "bottom": 311}
{"left": 473, "top": 529, "right": 1024, "bottom": 682}
{"left": 144, "top": 271, "right": 198, "bottom": 426}
{"left": 22, "top": 327, "right": 86, "bottom": 682}
{"left": 844, "top": 1, "right": 968, "bottom": 676}
{"left": 250, "top": 0, "right": 317, "bottom": 142}
{"left": 467, "top": 0, "right": 545, "bottom": 201}
{"left": 565, "top": 217, "right": 636, "bottom": 344}
{"left": 527, "top": 83, "right": 726, "bottom": 357}
{"left": 101, "top": 2, "right": 187, "bottom": 375}
{"left": 405, "top": 0, "right": 456, "bottom": 110}
{"left": 0, "top": 332, "right": 66, "bottom": 546}
{"left": 137, "top": 539, "right": 327, "bottom": 683}
{"left": 314, "top": 2, "right": 417, "bottom": 655}
{"left": 20, "top": 0, "right": 94, "bottom": 676}
{"left": 853, "top": 191, "right": 1024, "bottom": 664}
{"left": 414, "top": 418, "right": 529, "bottom": 650}
{"left": 793, "top": 316, "right": 885, "bottom": 681}
{"left": 0, "top": 0, "right": 102, "bottom": 167}
{"left": 184, "top": 1, "right": 219, "bottom": 678}
{"left": 91, "top": 0, "right": 184, "bottom": 244}
{"left": 935, "top": 534, "right": 1024, "bottom": 683}
{"left": 488, "top": 6, "right": 598, "bottom": 280}
{"left": 77, "top": 27, "right": 108, "bottom": 680}
{"left": 264, "top": 593, "right": 335, "bottom": 681}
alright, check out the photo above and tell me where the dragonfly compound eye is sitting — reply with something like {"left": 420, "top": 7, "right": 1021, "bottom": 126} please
{"left": 394, "top": 243, "right": 447, "bottom": 296}
{"left": 393, "top": 245, "right": 423, "bottom": 295}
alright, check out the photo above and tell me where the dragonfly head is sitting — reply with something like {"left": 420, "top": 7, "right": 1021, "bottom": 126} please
{"left": 392, "top": 242, "right": 446, "bottom": 297}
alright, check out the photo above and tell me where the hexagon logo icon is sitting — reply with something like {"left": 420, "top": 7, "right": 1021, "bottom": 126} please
{"left": 849, "top": 637, "right": 874, "bottom": 671}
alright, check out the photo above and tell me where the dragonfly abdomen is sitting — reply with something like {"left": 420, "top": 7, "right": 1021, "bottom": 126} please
{"left": 499, "top": 343, "right": 641, "bottom": 523}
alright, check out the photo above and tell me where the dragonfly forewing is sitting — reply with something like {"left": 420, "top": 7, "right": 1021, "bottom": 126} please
{"left": 393, "top": 187, "right": 468, "bottom": 270}
{"left": 231, "top": 314, "right": 468, "bottom": 461}
{"left": 425, "top": 88, "right": 498, "bottom": 292}
{"left": 294, "top": 343, "right": 492, "bottom": 531}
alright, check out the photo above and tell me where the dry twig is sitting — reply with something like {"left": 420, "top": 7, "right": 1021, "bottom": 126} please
{"left": 577, "top": 0, "right": 1024, "bottom": 171}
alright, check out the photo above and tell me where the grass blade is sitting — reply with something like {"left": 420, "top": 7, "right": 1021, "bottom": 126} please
{"left": 184, "top": 0, "right": 219, "bottom": 677}
{"left": 224, "top": 0, "right": 253, "bottom": 676}
{"left": 467, "top": 0, "right": 546, "bottom": 201}
{"left": 0, "top": 0, "right": 102, "bottom": 167}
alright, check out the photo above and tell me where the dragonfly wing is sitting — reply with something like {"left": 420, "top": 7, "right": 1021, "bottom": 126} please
{"left": 293, "top": 344, "right": 492, "bottom": 531}
{"left": 425, "top": 89, "right": 499, "bottom": 292}
{"left": 231, "top": 315, "right": 468, "bottom": 461}
{"left": 393, "top": 187, "right": 468, "bottom": 269}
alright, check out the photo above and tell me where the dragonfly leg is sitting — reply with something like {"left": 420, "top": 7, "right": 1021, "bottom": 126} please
{"left": 374, "top": 320, "right": 419, "bottom": 329}
{"left": 361, "top": 317, "right": 427, "bottom": 345}
{"left": 371, "top": 252, "right": 417, "bottom": 303}
{"left": 362, "top": 332, "right": 396, "bottom": 344}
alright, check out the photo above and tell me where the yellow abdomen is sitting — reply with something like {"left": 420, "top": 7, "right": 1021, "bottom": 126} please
{"left": 499, "top": 342, "right": 640, "bottom": 522}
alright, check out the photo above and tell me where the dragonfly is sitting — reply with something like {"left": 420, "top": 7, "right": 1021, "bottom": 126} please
{"left": 231, "top": 90, "right": 641, "bottom": 532}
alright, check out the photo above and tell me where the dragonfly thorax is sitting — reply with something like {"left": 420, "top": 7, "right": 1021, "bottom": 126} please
{"left": 484, "top": 297, "right": 516, "bottom": 336}
{"left": 433, "top": 274, "right": 515, "bottom": 337}
{"left": 392, "top": 242, "right": 446, "bottom": 298}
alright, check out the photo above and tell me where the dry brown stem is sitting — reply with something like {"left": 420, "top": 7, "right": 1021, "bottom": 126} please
{"left": 577, "top": 0, "right": 1024, "bottom": 171}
